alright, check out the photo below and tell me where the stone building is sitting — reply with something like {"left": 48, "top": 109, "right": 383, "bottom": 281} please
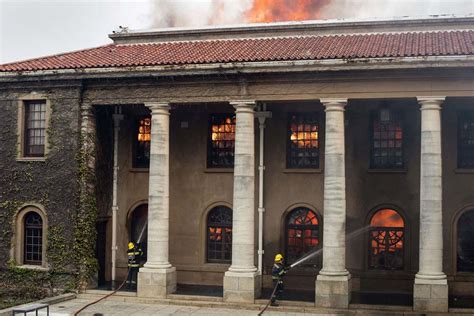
{"left": 0, "top": 15, "right": 473, "bottom": 312}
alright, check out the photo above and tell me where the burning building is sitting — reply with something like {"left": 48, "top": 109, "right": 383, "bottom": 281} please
{"left": 0, "top": 14, "right": 473, "bottom": 313}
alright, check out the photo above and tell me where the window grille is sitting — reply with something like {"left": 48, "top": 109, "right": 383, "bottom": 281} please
{"left": 207, "top": 206, "right": 232, "bottom": 263}
{"left": 133, "top": 116, "right": 151, "bottom": 168}
{"left": 368, "top": 209, "right": 404, "bottom": 270}
{"left": 370, "top": 109, "right": 404, "bottom": 169}
{"left": 458, "top": 112, "right": 474, "bottom": 169}
{"left": 287, "top": 113, "right": 320, "bottom": 168}
{"left": 286, "top": 207, "right": 320, "bottom": 265}
{"left": 457, "top": 209, "right": 474, "bottom": 272}
{"left": 207, "top": 114, "right": 235, "bottom": 168}
{"left": 24, "top": 212, "right": 43, "bottom": 265}
{"left": 24, "top": 101, "right": 46, "bottom": 157}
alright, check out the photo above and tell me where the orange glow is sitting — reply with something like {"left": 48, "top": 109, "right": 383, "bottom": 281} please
{"left": 246, "top": 0, "right": 332, "bottom": 23}
{"left": 371, "top": 209, "right": 404, "bottom": 228}
{"left": 138, "top": 117, "right": 151, "bottom": 142}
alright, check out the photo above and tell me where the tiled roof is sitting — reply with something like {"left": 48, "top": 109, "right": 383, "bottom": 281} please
{"left": 0, "top": 31, "right": 472, "bottom": 72}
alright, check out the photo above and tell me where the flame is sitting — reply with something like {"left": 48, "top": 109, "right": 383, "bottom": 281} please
{"left": 370, "top": 209, "right": 404, "bottom": 228}
{"left": 246, "top": 0, "right": 332, "bottom": 23}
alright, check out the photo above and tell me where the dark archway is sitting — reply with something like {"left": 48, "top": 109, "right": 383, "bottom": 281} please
{"left": 130, "top": 204, "right": 148, "bottom": 261}
{"left": 457, "top": 209, "right": 474, "bottom": 272}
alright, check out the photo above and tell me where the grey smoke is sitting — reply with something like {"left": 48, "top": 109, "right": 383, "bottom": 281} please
{"left": 150, "top": 0, "right": 474, "bottom": 28}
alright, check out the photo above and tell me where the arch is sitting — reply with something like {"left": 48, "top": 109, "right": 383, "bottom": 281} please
{"left": 284, "top": 205, "right": 321, "bottom": 265}
{"left": 13, "top": 204, "right": 48, "bottom": 267}
{"left": 127, "top": 202, "right": 148, "bottom": 261}
{"left": 456, "top": 208, "right": 474, "bottom": 272}
{"left": 367, "top": 207, "right": 405, "bottom": 270}
{"left": 205, "top": 205, "right": 233, "bottom": 263}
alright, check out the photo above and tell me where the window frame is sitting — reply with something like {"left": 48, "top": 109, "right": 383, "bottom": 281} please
{"left": 17, "top": 95, "right": 51, "bottom": 161}
{"left": 286, "top": 112, "right": 321, "bottom": 169}
{"left": 369, "top": 109, "right": 405, "bottom": 170}
{"left": 207, "top": 113, "right": 236, "bottom": 169}
{"left": 285, "top": 207, "right": 321, "bottom": 266}
{"left": 132, "top": 115, "right": 152, "bottom": 169}
{"left": 456, "top": 208, "right": 474, "bottom": 273}
{"left": 206, "top": 206, "right": 233, "bottom": 263}
{"left": 457, "top": 111, "right": 474, "bottom": 169}
{"left": 23, "top": 212, "right": 43, "bottom": 265}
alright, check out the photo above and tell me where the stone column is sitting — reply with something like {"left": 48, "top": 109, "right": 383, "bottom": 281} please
{"left": 414, "top": 97, "right": 448, "bottom": 312}
{"left": 138, "top": 102, "right": 177, "bottom": 298}
{"left": 315, "top": 98, "right": 351, "bottom": 308}
{"left": 223, "top": 100, "right": 261, "bottom": 303}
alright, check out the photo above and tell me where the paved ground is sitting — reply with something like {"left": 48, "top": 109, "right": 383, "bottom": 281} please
{"left": 32, "top": 298, "right": 334, "bottom": 316}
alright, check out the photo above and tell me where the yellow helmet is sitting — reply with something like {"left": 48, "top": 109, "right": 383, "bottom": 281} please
{"left": 274, "top": 253, "right": 283, "bottom": 263}
{"left": 128, "top": 242, "right": 134, "bottom": 250}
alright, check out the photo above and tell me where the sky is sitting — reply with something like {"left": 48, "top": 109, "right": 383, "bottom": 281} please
{"left": 0, "top": 0, "right": 473, "bottom": 64}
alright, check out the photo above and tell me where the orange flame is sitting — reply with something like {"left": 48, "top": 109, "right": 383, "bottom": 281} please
{"left": 246, "top": 0, "right": 332, "bottom": 23}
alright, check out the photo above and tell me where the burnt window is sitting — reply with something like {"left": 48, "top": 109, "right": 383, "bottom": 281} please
{"left": 369, "top": 209, "right": 405, "bottom": 270}
{"left": 133, "top": 116, "right": 151, "bottom": 168}
{"left": 24, "top": 101, "right": 46, "bottom": 157}
{"left": 24, "top": 212, "right": 43, "bottom": 265}
{"left": 286, "top": 207, "right": 320, "bottom": 265}
{"left": 207, "top": 114, "right": 235, "bottom": 168}
{"left": 370, "top": 109, "right": 404, "bottom": 169}
{"left": 287, "top": 113, "right": 320, "bottom": 169}
{"left": 207, "top": 206, "right": 232, "bottom": 263}
{"left": 457, "top": 209, "right": 474, "bottom": 272}
{"left": 458, "top": 112, "right": 474, "bottom": 169}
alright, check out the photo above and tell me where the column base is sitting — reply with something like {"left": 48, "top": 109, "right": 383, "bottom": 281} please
{"left": 413, "top": 277, "right": 448, "bottom": 312}
{"left": 223, "top": 271, "right": 261, "bottom": 303}
{"left": 137, "top": 267, "right": 177, "bottom": 298}
{"left": 315, "top": 274, "right": 352, "bottom": 308}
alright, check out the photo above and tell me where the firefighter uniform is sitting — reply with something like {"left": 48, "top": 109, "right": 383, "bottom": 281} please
{"left": 271, "top": 254, "right": 287, "bottom": 306}
{"left": 127, "top": 242, "right": 144, "bottom": 289}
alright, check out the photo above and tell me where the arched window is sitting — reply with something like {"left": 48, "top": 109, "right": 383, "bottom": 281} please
{"left": 207, "top": 206, "right": 232, "bottom": 263}
{"left": 130, "top": 204, "right": 148, "bottom": 261}
{"left": 457, "top": 209, "right": 474, "bottom": 272}
{"left": 24, "top": 211, "right": 43, "bottom": 265}
{"left": 286, "top": 207, "right": 320, "bottom": 265}
{"left": 369, "top": 209, "right": 405, "bottom": 270}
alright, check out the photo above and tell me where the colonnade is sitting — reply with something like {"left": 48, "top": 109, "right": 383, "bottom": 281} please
{"left": 137, "top": 97, "right": 448, "bottom": 312}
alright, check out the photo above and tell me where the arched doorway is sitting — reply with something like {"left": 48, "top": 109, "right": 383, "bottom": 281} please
{"left": 457, "top": 209, "right": 474, "bottom": 272}
{"left": 130, "top": 204, "right": 148, "bottom": 261}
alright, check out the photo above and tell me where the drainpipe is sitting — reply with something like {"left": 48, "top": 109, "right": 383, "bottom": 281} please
{"left": 255, "top": 105, "right": 272, "bottom": 275}
{"left": 111, "top": 107, "right": 123, "bottom": 285}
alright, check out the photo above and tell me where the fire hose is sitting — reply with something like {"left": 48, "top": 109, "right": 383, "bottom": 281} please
{"left": 73, "top": 268, "right": 131, "bottom": 315}
{"left": 257, "top": 267, "right": 290, "bottom": 316}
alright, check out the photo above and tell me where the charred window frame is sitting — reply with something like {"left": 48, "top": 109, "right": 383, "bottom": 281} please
{"left": 207, "top": 114, "right": 236, "bottom": 168}
{"left": 133, "top": 116, "right": 151, "bottom": 168}
{"left": 287, "top": 113, "right": 320, "bottom": 169}
{"left": 457, "top": 209, "right": 474, "bottom": 272}
{"left": 207, "top": 206, "right": 232, "bottom": 263}
{"left": 285, "top": 207, "right": 320, "bottom": 265}
{"left": 368, "top": 209, "right": 405, "bottom": 270}
{"left": 458, "top": 111, "right": 474, "bottom": 169}
{"left": 23, "top": 212, "right": 43, "bottom": 265}
{"left": 24, "top": 100, "right": 46, "bottom": 157}
{"left": 370, "top": 109, "right": 404, "bottom": 169}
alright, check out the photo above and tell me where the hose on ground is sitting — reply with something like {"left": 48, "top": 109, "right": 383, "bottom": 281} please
{"left": 257, "top": 279, "right": 280, "bottom": 316}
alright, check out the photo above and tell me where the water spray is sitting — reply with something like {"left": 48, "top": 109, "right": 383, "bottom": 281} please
{"left": 136, "top": 222, "right": 148, "bottom": 244}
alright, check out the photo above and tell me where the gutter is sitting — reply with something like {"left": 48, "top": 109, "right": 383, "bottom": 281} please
{"left": 0, "top": 55, "right": 473, "bottom": 82}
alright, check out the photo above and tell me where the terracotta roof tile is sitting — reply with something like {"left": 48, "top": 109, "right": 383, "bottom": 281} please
{"left": 0, "top": 31, "right": 472, "bottom": 72}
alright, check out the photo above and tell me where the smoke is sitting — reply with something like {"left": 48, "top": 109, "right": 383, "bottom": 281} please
{"left": 149, "top": 0, "right": 474, "bottom": 28}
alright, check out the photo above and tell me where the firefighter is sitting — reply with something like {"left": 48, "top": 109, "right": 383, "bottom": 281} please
{"left": 271, "top": 253, "right": 288, "bottom": 306}
{"left": 127, "top": 241, "right": 143, "bottom": 289}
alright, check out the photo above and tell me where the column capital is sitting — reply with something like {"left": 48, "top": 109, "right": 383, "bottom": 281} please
{"left": 145, "top": 102, "right": 170, "bottom": 114}
{"left": 417, "top": 96, "right": 445, "bottom": 111}
{"left": 320, "top": 98, "right": 347, "bottom": 112}
{"left": 229, "top": 100, "right": 256, "bottom": 112}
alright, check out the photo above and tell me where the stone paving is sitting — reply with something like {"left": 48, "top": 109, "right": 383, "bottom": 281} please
{"left": 32, "top": 298, "right": 337, "bottom": 316}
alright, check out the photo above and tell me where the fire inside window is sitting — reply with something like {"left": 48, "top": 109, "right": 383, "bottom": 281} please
{"left": 369, "top": 209, "right": 404, "bottom": 270}
{"left": 371, "top": 109, "right": 404, "bottom": 169}
{"left": 134, "top": 117, "right": 151, "bottom": 168}
{"left": 286, "top": 207, "right": 320, "bottom": 265}
{"left": 458, "top": 111, "right": 474, "bottom": 169}
{"left": 287, "top": 113, "right": 319, "bottom": 169}
{"left": 208, "top": 114, "right": 236, "bottom": 168}
{"left": 457, "top": 208, "right": 474, "bottom": 272}
{"left": 207, "top": 206, "right": 232, "bottom": 263}
{"left": 24, "top": 212, "right": 43, "bottom": 265}
{"left": 24, "top": 100, "right": 46, "bottom": 157}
